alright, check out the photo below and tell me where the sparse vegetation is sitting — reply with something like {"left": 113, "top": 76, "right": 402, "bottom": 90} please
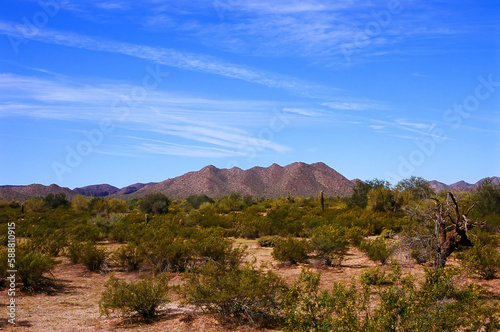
{"left": 1, "top": 178, "right": 500, "bottom": 330}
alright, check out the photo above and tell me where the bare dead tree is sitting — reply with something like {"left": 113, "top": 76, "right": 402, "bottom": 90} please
{"left": 431, "top": 192, "right": 484, "bottom": 268}
{"left": 399, "top": 192, "right": 485, "bottom": 268}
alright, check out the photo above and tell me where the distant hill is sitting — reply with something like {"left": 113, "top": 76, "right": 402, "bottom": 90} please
{"left": 74, "top": 184, "right": 120, "bottom": 197}
{"left": 117, "top": 182, "right": 156, "bottom": 195}
{"left": 429, "top": 177, "right": 500, "bottom": 192}
{"left": 125, "top": 162, "right": 355, "bottom": 199}
{"left": 0, "top": 164, "right": 497, "bottom": 201}
{"left": 73, "top": 182, "right": 156, "bottom": 197}
{"left": 428, "top": 180, "right": 448, "bottom": 192}
{"left": 0, "top": 184, "right": 75, "bottom": 201}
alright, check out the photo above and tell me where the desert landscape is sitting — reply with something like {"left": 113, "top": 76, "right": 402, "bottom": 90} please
{"left": 1, "top": 163, "right": 500, "bottom": 331}
{"left": 1, "top": 1, "right": 499, "bottom": 331}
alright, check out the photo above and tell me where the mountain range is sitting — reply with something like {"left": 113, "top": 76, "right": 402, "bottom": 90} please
{"left": 428, "top": 177, "right": 500, "bottom": 192}
{"left": 0, "top": 162, "right": 497, "bottom": 201}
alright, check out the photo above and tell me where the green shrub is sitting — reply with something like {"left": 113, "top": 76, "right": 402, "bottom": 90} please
{"left": 282, "top": 269, "right": 367, "bottom": 332}
{"left": 30, "top": 229, "right": 67, "bottom": 257}
{"left": 91, "top": 213, "right": 125, "bottom": 238}
{"left": 79, "top": 242, "right": 107, "bottom": 272}
{"left": 67, "top": 241, "right": 107, "bottom": 272}
{"left": 24, "top": 197, "right": 45, "bottom": 212}
{"left": 139, "top": 193, "right": 171, "bottom": 214}
{"left": 181, "top": 262, "right": 285, "bottom": 327}
{"left": 193, "top": 229, "right": 244, "bottom": 268}
{"left": 457, "top": 229, "right": 500, "bottom": 280}
{"left": 420, "top": 267, "right": 461, "bottom": 300}
{"left": 360, "top": 262, "right": 401, "bottom": 287}
{"left": 67, "top": 223, "right": 102, "bottom": 243}
{"left": 311, "top": 226, "right": 349, "bottom": 266}
{"left": 272, "top": 236, "right": 310, "bottom": 264}
{"left": 380, "top": 228, "right": 396, "bottom": 239}
{"left": 43, "top": 193, "right": 70, "bottom": 209}
{"left": 258, "top": 235, "right": 281, "bottom": 247}
{"left": 345, "top": 226, "right": 366, "bottom": 247}
{"left": 186, "top": 194, "right": 214, "bottom": 209}
{"left": 112, "top": 243, "right": 144, "bottom": 271}
{"left": 281, "top": 267, "right": 499, "bottom": 332}
{"left": 239, "top": 217, "right": 264, "bottom": 239}
{"left": 16, "top": 246, "right": 57, "bottom": 291}
{"left": 139, "top": 228, "right": 243, "bottom": 272}
{"left": 361, "top": 266, "right": 390, "bottom": 286}
{"left": 99, "top": 274, "right": 169, "bottom": 320}
{"left": 108, "top": 216, "right": 144, "bottom": 243}
{"left": 360, "top": 237, "right": 395, "bottom": 264}
{"left": 464, "top": 244, "right": 500, "bottom": 279}
{"left": 66, "top": 240, "right": 82, "bottom": 264}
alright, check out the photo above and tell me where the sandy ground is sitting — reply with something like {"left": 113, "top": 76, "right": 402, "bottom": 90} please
{"left": 1, "top": 239, "right": 498, "bottom": 331}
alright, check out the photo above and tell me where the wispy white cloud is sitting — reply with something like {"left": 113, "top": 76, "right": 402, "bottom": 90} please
{"left": 282, "top": 107, "right": 322, "bottom": 116}
{"left": 395, "top": 118, "right": 433, "bottom": 131}
{"left": 166, "top": 1, "right": 463, "bottom": 65}
{"left": 0, "top": 21, "right": 336, "bottom": 98}
{"left": 94, "top": 1, "right": 130, "bottom": 11}
{"left": 0, "top": 73, "right": 294, "bottom": 156}
{"left": 114, "top": 135, "right": 256, "bottom": 158}
{"left": 233, "top": 0, "right": 353, "bottom": 14}
{"left": 137, "top": 142, "right": 245, "bottom": 157}
{"left": 321, "top": 100, "right": 385, "bottom": 111}
{"left": 48, "top": 0, "right": 474, "bottom": 68}
{"left": 367, "top": 118, "right": 451, "bottom": 141}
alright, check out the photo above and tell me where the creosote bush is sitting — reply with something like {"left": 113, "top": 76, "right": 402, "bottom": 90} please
{"left": 360, "top": 262, "right": 401, "bottom": 286}
{"left": 311, "top": 225, "right": 349, "bottom": 266}
{"left": 258, "top": 235, "right": 281, "bottom": 247}
{"left": 112, "top": 243, "right": 144, "bottom": 271}
{"left": 139, "top": 193, "right": 171, "bottom": 214}
{"left": 66, "top": 241, "right": 107, "bottom": 272}
{"left": 281, "top": 267, "right": 499, "bottom": 331}
{"left": 360, "top": 237, "right": 395, "bottom": 264}
{"left": 138, "top": 227, "right": 243, "bottom": 272}
{"left": 16, "top": 245, "right": 57, "bottom": 291}
{"left": 457, "top": 228, "right": 500, "bottom": 279}
{"left": 272, "top": 235, "right": 310, "bottom": 264}
{"left": 99, "top": 274, "right": 170, "bottom": 320}
{"left": 181, "top": 262, "right": 285, "bottom": 327}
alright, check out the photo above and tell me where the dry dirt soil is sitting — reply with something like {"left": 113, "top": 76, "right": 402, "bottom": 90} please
{"left": 1, "top": 240, "right": 499, "bottom": 331}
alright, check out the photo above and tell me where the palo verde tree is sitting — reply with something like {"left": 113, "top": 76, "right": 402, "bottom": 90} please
{"left": 394, "top": 176, "right": 434, "bottom": 208}
{"left": 366, "top": 179, "right": 394, "bottom": 212}
{"left": 139, "top": 193, "right": 171, "bottom": 214}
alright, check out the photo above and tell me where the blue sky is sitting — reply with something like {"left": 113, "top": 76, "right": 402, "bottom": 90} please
{"left": 0, "top": 0, "right": 499, "bottom": 189}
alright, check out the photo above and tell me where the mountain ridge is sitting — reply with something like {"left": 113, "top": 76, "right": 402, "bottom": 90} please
{"left": 0, "top": 163, "right": 498, "bottom": 201}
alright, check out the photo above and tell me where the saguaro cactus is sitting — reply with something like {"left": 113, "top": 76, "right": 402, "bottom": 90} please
{"left": 319, "top": 191, "right": 325, "bottom": 212}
